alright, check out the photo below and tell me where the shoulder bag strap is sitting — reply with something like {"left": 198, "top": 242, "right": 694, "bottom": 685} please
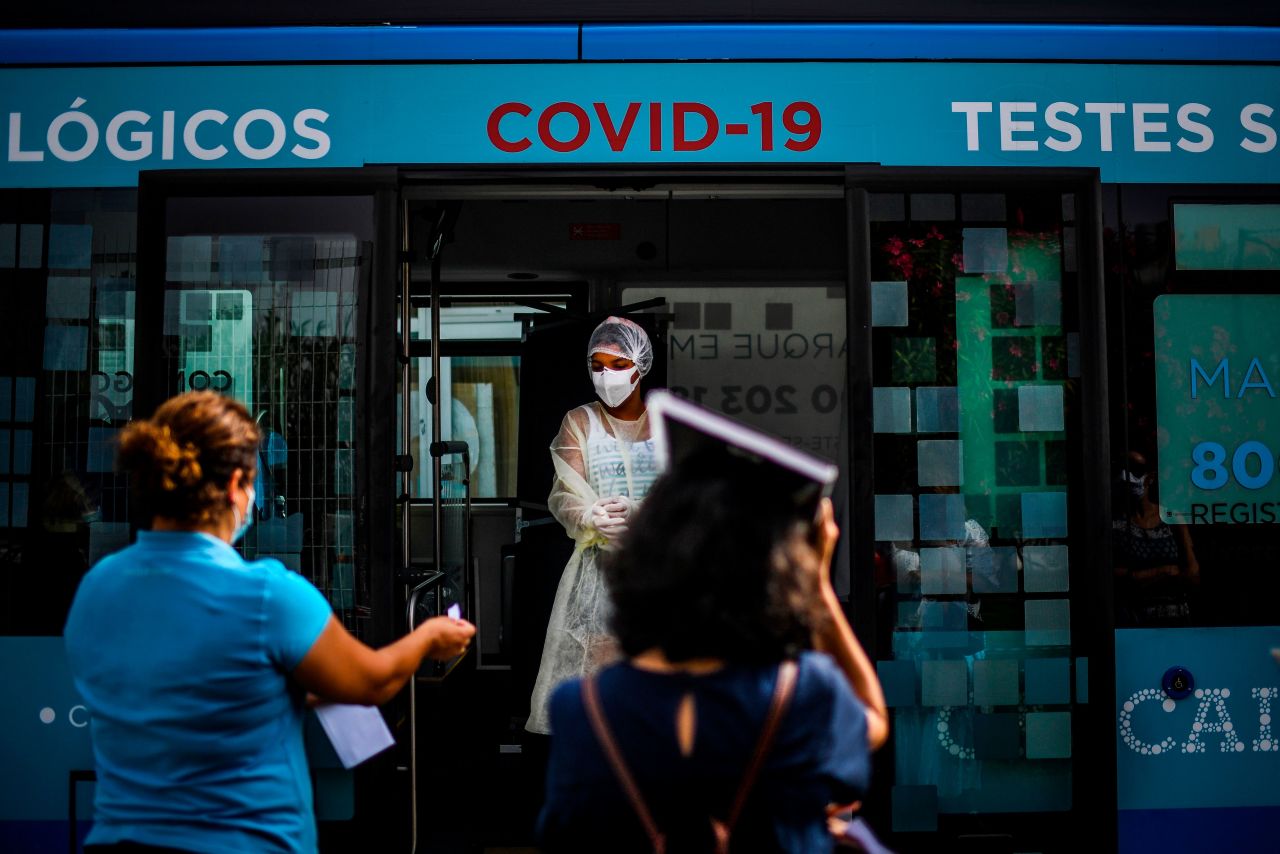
{"left": 722, "top": 659, "right": 800, "bottom": 833}
{"left": 581, "top": 676, "right": 667, "bottom": 854}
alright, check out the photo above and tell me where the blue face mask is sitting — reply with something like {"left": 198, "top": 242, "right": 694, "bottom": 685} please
{"left": 233, "top": 487, "right": 256, "bottom": 543}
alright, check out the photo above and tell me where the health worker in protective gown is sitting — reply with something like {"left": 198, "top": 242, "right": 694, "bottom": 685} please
{"left": 526, "top": 317, "right": 659, "bottom": 734}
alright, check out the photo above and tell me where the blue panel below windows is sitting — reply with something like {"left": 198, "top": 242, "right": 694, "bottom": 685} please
{"left": 1119, "top": 806, "right": 1280, "bottom": 854}
{"left": 0, "top": 26, "right": 580, "bottom": 65}
{"left": 582, "top": 24, "right": 1280, "bottom": 62}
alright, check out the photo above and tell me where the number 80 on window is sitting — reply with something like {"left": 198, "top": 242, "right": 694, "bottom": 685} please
{"left": 1190, "top": 440, "right": 1278, "bottom": 490}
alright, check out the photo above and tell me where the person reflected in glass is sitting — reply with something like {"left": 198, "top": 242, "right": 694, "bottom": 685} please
{"left": 64, "top": 391, "right": 474, "bottom": 853}
{"left": 527, "top": 317, "right": 660, "bottom": 735}
{"left": 1112, "top": 450, "right": 1200, "bottom": 625}
{"left": 889, "top": 486, "right": 991, "bottom": 625}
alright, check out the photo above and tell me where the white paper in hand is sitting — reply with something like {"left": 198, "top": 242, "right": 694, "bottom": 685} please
{"left": 314, "top": 703, "right": 396, "bottom": 769}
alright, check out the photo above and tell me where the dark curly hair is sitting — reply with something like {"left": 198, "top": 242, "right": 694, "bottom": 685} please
{"left": 117, "top": 391, "right": 259, "bottom": 527}
{"left": 604, "top": 459, "right": 828, "bottom": 664}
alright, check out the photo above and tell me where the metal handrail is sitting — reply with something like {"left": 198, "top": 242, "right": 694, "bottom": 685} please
{"left": 407, "top": 443, "right": 470, "bottom": 854}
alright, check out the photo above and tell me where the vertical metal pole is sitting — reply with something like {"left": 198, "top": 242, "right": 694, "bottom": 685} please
{"left": 431, "top": 248, "right": 444, "bottom": 616}
{"left": 844, "top": 183, "right": 877, "bottom": 652}
{"left": 399, "top": 200, "right": 417, "bottom": 854}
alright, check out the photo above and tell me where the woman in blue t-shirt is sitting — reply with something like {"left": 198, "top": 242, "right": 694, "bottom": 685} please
{"left": 538, "top": 456, "right": 889, "bottom": 853}
{"left": 64, "top": 391, "right": 475, "bottom": 853}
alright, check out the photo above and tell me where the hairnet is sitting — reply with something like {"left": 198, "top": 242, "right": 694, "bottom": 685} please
{"left": 587, "top": 316, "right": 654, "bottom": 377}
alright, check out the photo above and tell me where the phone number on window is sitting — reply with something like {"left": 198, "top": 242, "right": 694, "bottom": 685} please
{"left": 668, "top": 384, "right": 840, "bottom": 416}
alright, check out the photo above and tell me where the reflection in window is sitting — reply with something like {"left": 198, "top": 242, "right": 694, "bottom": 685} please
{"left": 410, "top": 302, "right": 564, "bottom": 342}
{"left": 1, "top": 190, "right": 138, "bottom": 635}
{"left": 1116, "top": 189, "right": 1280, "bottom": 630}
{"left": 1173, "top": 203, "right": 1280, "bottom": 270}
{"left": 869, "top": 190, "right": 1083, "bottom": 830}
{"left": 161, "top": 222, "right": 370, "bottom": 635}
{"left": 408, "top": 356, "right": 520, "bottom": 498}
{"left": 622, "top": 284, "right": 848, "bottom": 462}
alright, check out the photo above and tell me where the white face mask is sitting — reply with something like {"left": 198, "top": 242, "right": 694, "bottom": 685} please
{"left": 592, "top": 366, "right": 639, "bottom": 408}
{"left": 1121, "top": 470, "right": 1147, "bottom": 499}
{"left": 233, "top": 487, "right": 256, "bottom": 543}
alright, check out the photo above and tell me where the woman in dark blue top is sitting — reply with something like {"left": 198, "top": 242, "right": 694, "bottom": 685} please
{"left": 538, "top": 449, "right": 889, "bottom": 853}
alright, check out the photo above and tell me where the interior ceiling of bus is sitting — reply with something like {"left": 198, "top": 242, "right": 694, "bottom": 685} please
{"left": 412, "top": 192, "right": 846, "bottom": 285}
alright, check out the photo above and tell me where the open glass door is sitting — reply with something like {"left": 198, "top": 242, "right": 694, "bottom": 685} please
{"left": 134, "top": 168, "right": 404, "bottom": 850}
{"left": 847, "top": 169, "right": 1112, "bottom": 850}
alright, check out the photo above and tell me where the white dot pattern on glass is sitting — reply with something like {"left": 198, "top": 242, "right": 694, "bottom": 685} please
{"left": 1117, "top": 688, "right": 1179, "bottom": 755}
{"left": 1252, "top": 687, "right": 1279, "bottom": 753}
{"left": 1180, "top": 689, "right": 1243, "bottom": 754}
{"left": 935, "top": 707, "right": 976, "bottom": 760}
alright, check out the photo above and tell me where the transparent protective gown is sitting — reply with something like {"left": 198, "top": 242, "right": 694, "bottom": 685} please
{"left": 526, "top": 402, "right": 659, "bottom": 734}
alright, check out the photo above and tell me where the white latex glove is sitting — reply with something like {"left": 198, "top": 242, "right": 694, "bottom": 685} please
{"left": 611, "top": 495, "right": 636, "bottom": 521}
{"left": 590, "top": 497, "right": 630, "bottom": 541}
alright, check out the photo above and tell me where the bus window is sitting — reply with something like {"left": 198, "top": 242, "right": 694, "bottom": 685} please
{"left": 405, "top": 354, "right": 521, "bottom": 499}
{"left": 867, "top": 186, "right": 1087, "bottom": 829}
{"left": 1110, "top": 187, "right": 1280, "bottom": 848}
{"left": 1, "top": 189, "right": 138, "bottom": 635}
{"left": 402, "top": 300, "right": 578, "bottom": 500}
{"left": 1113, "top": 191, "right": 1280, "bottom": 629}
{"left": 156, "top": 196, "right": 375, "bottom": 635}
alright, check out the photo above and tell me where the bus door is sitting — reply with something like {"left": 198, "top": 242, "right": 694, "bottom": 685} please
{"left": 134, "top": 168, "right": 407, "bottom": 851}
{"left": 397, "top": 176, "right": 860, "bottom": 847}
{"left": 1108, "top": 188, "right": 1280, "bottom": 852}
{"left": 400, "top": 185, "right": 678, "bottom": 848}
{"left": 847, "top": 169, "right": 1112, "bottom": 851}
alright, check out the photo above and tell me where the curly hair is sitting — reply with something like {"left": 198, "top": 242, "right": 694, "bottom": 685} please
{"left": 117, "top": 392, "right": 259, "bottom": 527}
{"left": 604, "top": 460, "right": 828, "bottom": 665}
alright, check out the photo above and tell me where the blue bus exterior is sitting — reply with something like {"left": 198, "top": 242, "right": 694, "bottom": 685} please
{"left": 1, "top": 22, "right": 1278, "bottom": 854}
